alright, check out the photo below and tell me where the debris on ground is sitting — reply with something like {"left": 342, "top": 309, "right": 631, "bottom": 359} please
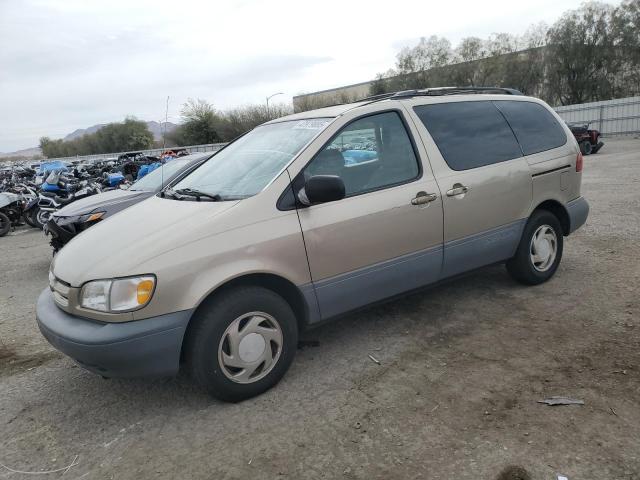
{"left": 0, "top": 455, "right": 79, "bottom": 475}
{"left": 368, "top": 354, "right": 381, "bottom": 365}
{"left": 537, "top": 396, "right": 584, "bottom": 406}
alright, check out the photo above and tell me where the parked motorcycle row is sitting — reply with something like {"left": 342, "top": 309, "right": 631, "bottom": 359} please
{"left": 0, "top": 149, "right": 191, "bottom": 237}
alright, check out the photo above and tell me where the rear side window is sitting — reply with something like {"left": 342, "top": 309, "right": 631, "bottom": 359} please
{"left": 495, "top": 101, "right": 567, "bottom": 155}
{"left": 413, "top": 101, "right": 522, "bottom": 171}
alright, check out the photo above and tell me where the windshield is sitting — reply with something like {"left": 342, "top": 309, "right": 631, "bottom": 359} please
{"left": 172, "top": 118, "right": 331, "bottom": 199}
{"left": 130, "top": 160, "right": 190, "bottom": 191}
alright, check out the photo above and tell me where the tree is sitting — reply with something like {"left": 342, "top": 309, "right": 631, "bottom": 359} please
{"left": 396, "top": 36, "right": 453, "bottom": 74}
{"left": 546, "top": 2, "right": 620, "bottom": 105}
{"left": 611, "top": 0, "right": 640, "bottom": 96}
{"left": 369, "top": 1, "right": 640, "bottom": 105}
{"left": 168, "top": 98, "right": 223, "bottom": 146}
{"left": 220, "top": 103, "right": 292, "bottom": 140}
{"left": 168, "top": 99, "right": 294, "bottom": 144}
{"left": 39, "top": 118, "right": 153, "bottom": 158}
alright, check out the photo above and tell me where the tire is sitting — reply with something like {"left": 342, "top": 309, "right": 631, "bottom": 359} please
{"left": 580, "top": 140, "right": 592, "bottom": 155}
{"left": 506, "top": 210, "right": 564, "bottom": 285}
{"left": 0, "top": 212, "right": 10, "bottom": 237}
{"left": 36, "top": 209, "right": 51, "bottom": 228}
{"left": 24, "top": 208, "right": 39, "bottom": 228}
{"left": 185, "top": 286, "right": 298, "bottom": 402}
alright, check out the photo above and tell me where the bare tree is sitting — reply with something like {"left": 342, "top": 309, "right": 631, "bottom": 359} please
{"left": 396, "top": 36, "right": 453, "bottom": 74}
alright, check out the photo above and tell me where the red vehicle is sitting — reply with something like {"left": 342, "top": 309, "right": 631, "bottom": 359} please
{"left": 567, "top": 122, "right": 604, "bottom": 155}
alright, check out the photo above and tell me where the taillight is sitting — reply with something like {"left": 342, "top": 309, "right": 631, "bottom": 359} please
{"left": 576, "top": 152, "right": 583, "bottom": 172}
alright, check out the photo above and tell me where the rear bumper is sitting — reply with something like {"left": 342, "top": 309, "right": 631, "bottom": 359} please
{"left": 567, "top": 197, "right": 589, "bottom": 234}
{"left": 36, "top": 289, "right": 192, "bottom": 378}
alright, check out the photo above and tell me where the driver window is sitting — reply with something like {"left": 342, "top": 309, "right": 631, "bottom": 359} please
{"left": 303, "top": 111, "right": 420, "bottom": 196}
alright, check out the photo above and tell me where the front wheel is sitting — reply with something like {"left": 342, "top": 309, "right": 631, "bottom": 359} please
{"left": 185, "top": 286, "right": 298, "bottom": 402}
{"left": 36, "top": 209, "right": 51, "bottom": 228}
{"left": 580, "top": 140, "right": 592, "bottom": 155}
{"left": 507, "top": 210, "right": 563, "bottom": 285}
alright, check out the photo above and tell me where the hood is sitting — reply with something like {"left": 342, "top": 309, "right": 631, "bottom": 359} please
{"left": 54, "top": 189, "right": 151, "bottom": 218}
{"left": 52, "top": 195, "right": 239, "bottom": 286}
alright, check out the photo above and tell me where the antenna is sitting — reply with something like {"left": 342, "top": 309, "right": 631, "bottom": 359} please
{"left": 161, "top": 96, "right": 169, "bottom": 190}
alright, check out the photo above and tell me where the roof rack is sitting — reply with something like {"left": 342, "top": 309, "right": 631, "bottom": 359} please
{"left": 360, "top": 86, "right": 523, "bottom": 102}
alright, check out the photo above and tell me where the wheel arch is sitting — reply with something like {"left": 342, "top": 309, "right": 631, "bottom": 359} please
{"left": 531, "top": 199, "right": 570, "bottom": 236}
{"left": 180, "top": 273, "right": 311, "bottom": 361}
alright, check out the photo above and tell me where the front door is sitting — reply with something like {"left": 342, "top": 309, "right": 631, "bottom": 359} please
{"left": 291, "top": 110, "right": 444, "bottom": 320}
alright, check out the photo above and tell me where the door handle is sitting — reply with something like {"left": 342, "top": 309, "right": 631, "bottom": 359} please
{"left": 411, "top": 191, "right": 438, "bottom": 205}
{"left": 446, "top": 183, "right": 469, "bottom": 197}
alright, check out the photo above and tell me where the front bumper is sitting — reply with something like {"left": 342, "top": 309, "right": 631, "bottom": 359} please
{"left": 45, "top": 218, "right": 76, "bottom": 249}
{"left": 567, "top": 197, "right": 589, "bottom": 234}
{"left": 36, "top": 288, "right": 192, "bottom": 378}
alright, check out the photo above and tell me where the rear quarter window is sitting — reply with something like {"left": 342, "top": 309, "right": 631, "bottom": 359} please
{"left": 495, "top": 100, "right": 567, "bottom": 155}
{"left": 413, "top": 101, "right": 522, "bottom": 171}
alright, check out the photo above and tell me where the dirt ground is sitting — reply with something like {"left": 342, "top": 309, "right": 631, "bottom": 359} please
{"left": 1, "top": 138, "right": 639, "bottom": 480}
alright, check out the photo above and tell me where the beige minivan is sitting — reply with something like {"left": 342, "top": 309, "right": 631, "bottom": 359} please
{"left": 37, "top": 88, "right": 589, "bottom": 402}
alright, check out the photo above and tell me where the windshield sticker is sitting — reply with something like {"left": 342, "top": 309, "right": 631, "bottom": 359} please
{"left": 292, "top": 119, "right": 331, "bottom": 130}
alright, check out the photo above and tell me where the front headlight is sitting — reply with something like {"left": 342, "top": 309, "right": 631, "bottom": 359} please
{"left": 78, "top": 211, "right": 105, "bottom": 223}
{"left": 80, "top": 275, "right": 155, "bottom": 313}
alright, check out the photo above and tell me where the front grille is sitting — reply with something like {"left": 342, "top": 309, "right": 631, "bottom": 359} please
{"left": 49, "top": 273, "right": 71, "bottom": 308}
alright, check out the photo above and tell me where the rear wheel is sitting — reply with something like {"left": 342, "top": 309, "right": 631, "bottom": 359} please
{"left": 507, "top": 210, "right": 563, "bottom": 285}
{"left": 0, "top": 212, "right": 10, "bottom": 237}
{"left": 185, "top": 286, "right": 298, "bottom": 402}
{"left": 580, "top": 140, "right": 592, "bottom": 155}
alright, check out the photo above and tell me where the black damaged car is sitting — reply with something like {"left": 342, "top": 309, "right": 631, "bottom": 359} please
{"left": 45, "top": 152, "right": 210, "bottom": 252}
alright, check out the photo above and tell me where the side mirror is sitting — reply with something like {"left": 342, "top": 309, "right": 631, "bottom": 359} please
{"left": 299, "top": 175, "right": 345, "bottom": 206}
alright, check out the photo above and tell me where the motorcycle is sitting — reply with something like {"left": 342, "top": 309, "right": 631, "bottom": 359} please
{"left": 0, "top": 192, "right": 25, "bottom": 237}
{"left": 37, "top": 178, "right": 101, "bottom": 228}
{"left": 9, "top": 183, "right": 39, "bottom": 228}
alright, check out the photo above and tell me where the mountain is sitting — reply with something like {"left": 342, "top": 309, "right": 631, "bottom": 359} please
{"left": 0, "top": 147, "right": 42, "bottom": 159}
{"left": 63, "top": 120, "right": 177, "bottom": 142}
{"left": 1, "top": 120, "right": 179, "bottom": 160}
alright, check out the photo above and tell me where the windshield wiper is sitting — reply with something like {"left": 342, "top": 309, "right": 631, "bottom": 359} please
{"left": 160, "top": 188, "right": 183, "bottom": 199}
{"left": 174, "top": 188, "right": 222, "bottom": 201}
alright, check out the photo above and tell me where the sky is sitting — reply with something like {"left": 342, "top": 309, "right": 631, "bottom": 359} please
{"left": 0, "top": 0, "right": 620, "bottom": 152}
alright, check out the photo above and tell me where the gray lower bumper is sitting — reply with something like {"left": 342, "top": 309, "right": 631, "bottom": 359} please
{"left": 36, "top": 289, "right": 192, "bottom": 378}
{"left": 566, "top": 197, "right": 589, "bottom": 234}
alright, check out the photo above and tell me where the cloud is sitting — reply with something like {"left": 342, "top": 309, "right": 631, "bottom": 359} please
{"left": 0, "top": 0, "right": 621, "bottom": 151}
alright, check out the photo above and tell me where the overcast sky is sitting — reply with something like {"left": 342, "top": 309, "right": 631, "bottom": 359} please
{"left": 0, "top": 0, "right": 619, "bottom": 152}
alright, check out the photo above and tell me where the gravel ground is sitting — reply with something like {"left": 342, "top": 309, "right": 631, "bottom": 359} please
{"left": 1, "top": 138, "right": 639, "bottom": 480}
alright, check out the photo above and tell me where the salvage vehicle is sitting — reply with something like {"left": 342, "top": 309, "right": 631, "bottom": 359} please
{"left": 45, "top": 153, "right": 210, "bottom": 252}
{"left": 567, "top": 121, "right": 604, "bottom": 155}
{"left": 0, "top": 191, "right": 25, "bottom": 236}
{"left": 37, "top": 87, "right": 589, "bottom": 402}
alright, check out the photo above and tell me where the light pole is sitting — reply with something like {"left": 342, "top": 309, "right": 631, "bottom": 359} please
{"left": 162, "top": 96, "right": 169, "bottom": 151}
{"left": 266, "top": 92, "right": 284, "bottom": 118}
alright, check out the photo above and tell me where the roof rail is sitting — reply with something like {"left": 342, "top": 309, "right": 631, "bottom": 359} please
{"left": 360, "top": 86, "right": 523, "bottom": 103}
